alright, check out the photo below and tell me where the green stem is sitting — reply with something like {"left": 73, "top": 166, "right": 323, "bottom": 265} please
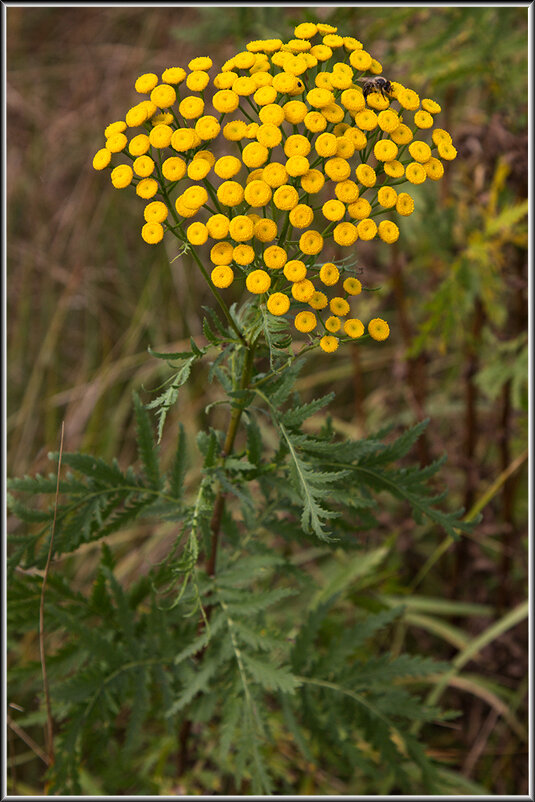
{"left": 206, "top": 342, "right": 256, "bottom": 577}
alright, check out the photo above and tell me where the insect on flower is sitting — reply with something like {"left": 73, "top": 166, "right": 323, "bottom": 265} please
{"left": 357, "top": 76, "right": 393, "bottom": 100}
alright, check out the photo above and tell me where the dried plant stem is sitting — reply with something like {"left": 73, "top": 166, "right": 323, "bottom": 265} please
{"left": 39, "top": 421, "right": 64, "bottom": 773}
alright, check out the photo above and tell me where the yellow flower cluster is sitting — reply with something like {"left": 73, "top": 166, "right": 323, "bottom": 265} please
{"left": 93, "top": 22, "right": 456, "bottom": 353}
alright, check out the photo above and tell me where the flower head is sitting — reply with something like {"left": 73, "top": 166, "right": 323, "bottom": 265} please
{"left": 95, "top": 22, "right": 456, "bottom": 354}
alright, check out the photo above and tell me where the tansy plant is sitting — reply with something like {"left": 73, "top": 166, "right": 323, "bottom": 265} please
{"left": 8, "top": 21, "right": 473, "bottom": 797}
{"left": 93, "top": 21, "right": 456, "bottom": 354}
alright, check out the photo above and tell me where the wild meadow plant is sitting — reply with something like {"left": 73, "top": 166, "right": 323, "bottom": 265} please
{"left": 8, "top": 21, "right": 476, "bottom": 795}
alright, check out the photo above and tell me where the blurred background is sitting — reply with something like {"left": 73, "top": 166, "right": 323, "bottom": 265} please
{"left": 7, "top": 5, "right": 528, "bottom": 795}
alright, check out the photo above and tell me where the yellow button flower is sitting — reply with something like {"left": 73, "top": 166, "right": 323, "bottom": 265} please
{"left": 246, "top": 269, "right": 272, "bottom": 294}
{"left": 437, "top": 141, "right": 457, "bottom": 160}
{"left": 377, "top": 186, "right": 397, "bottom": 208}
{"left": 405, "top": 162, "right": 427, "bottom": 184}
{"left": 344, "top": 127, "right": 367, "bottom": 150}
{"left": 187, "top": 70, "right": 210, "bottom": 92}
{"left": 378, "top": 220, "right": 400, "bottom": 243}
{"left": 424, "top": 157, "right": 445, "bottom": 181}
{"left": 325, "top": 315, "right": 342, "bottom": 333}
{"left": 259, "top": 104, "right": 285, "bottom": 126}
{"left": 319, "top": 263, "right": 340, "bottom": 286}
{"left": 92, "top": 148, "right": 112, "bottom": 170}
{"left": 294, "top": 311, "right": 317, "bottom": 333}
{"left": 356, "top": 219, "right": 377, "bottom": 241}
{"left": 374, "top": 140, "right": 398, "bottom": 162}
{"left": 187, "top": 158, "right": 211, "bottom": 181}
{"left": 304, "top": 111, "right": 328, "bottom": 133}
{"left": 286, "top": 155, "right": 310, "bottom": 177}
{"left": 106, "top": 132, "right": 128, "bottom": 153}
{"left": 284, "top": 260, "right": 307, "bottom": 282}
{"left": 256, "top": 123, "right": 283, "bottom": 149}
{"left": 223, "top": 120, "right": 248, "bottom": 141}
{"left": 368, "top": 318, "right": 390, "bottom": 341}
{"left": 133, "top": 155, "right": 155, "bottom": 177}
{"left": 171, "top": 128, "right": 197, "bottom": 152}
{"left": 161, "top": 67, "right": 187, "bottom": 85}
{"left": 128, "top": 134, "right": 151, "bottom": 156}
{"left": 422, "top": 98, "right": 441, "bottom": 114}
{"left": 409, "top": 140, "right": 432, "bottom": 163}
{"left": 214, "top": 71, "right": 237, "bottom": 90}
{"left": 217, "top": 181, "right": 245, "bottom": 207}
{"left": 396, "top": 193, "right": 415, "bottom": 216}
{"left": 162, "top": 156, "right": 186, "bottom": 181}
{"left": 150, "top": 84, "right": 177, "bottom": 108}
{"left": 196, "top": 116, "right": 220, "bottom": 140}
{"left": 325, "top": 157, "right": 351, "bottom": 182}
{"left": 273, "top": 184, "right": 299, "bottom": 211}
{"left": 182, "top": 185, "right": 208, "bottom": 209}
{"left": 335, "top": 136, "right": 355, "bottom": 159}
{"left": 229, "top": 215, "right": 254, "bottom": 242}
{"left": 414, "top": 110, "right": 434, "bottom": 129}
{"left": 320, "top": 335, "right": 339, "bottom": 353}
{"left": 343, "top": 277, "right": 362, "bottom": 295}
{"left": 349, "top": 49, "right": 372, "bottom": 70}
{"left": 329, "top": 297, "right": 350, "bottom": 316}
{"left": 262, "top": 162, "right": 288, "bottom": 188}
{"left": 211, "top": 265, "right": 234, "bottom": 288}
{"left": 242, "top": 142, "right": 269, "bottom": 168}
{"left": 355, "top": 164, "right": 377, "bottom": 187}
{"left": 244, "top": 179, "right": 272, "bottom": 207}
{"left": 354, "top": 109, "right": 378, "bottom": 131}
{"left": 390, "top": 123, "right": 413, "bottom": 145}
{"left": 335, "top": 180, "right": 359, "bottom": 203}
{"left": 307, "top": 87, "right": 334, "bottom": 108}
{"left": 289, "top": 204, "right": 314, "bottom": 229}
{"left": 344, "top": 318, "right": 365, "bottom": 338}
{"left": 333, "top": 222, "right": 358, "bottom": 247}
{"left": 210, "top": 242, "right": 234, "bottom": 266}
{"left": 322, "top": 199, "right": 346, "bottom": 222}
{"left": 301, "top": 169, "right": 325, "bottom": 194}
{"left": 272, "top": 72, "right": 299, "bottom": 94}
{"left": 284, "top": 100, "right": 308, "bottom": 124}
{"left": 267, "top": 292, "right": 290, "bottom": 316}
{"left": 144, "top": 201, "right": 168, "bottom": 224}
{"left": 206, "top": 214, "right": 230, "bottom": 240}
{"left": 135, "top": 73, "right": 159, "bottom": 94}
{"left": 254, "top": 218, "right": 278, "bottom": 243}
{"left": 254, "top": 85, "right": 278, "bottom": 106}
{"left": 397, "top": 88, "right": 420, "bottom": 110}
{"left": 347, "top": 198, "right": 372, "bottom": 220}
{"left": 104, "top": 120, "right": 127, "bottom": 138}
{"left": 299, "top": 229, "right": 323, "bottom": 256}
{"left": 291, "top": 279, "right": 315, "bottom": 302}
{"left": 187, "top": 221, "right": 208, "bottom": 245}
{"left": 383, "top": 160, "right": 405, "bottom": 178}
{"left": 179, "top": 96, "right": 205, "bottom": 119}
{"left": 315, "top": 132, "right": 338, "bottom": 157}
{"left": 377, "top": 110, "right": 400, "bottom": 133}
{"left": 308, "top": 290, "right": 328, "bottom": 310}
{"left": 136, "top": 178, "right": 158, "bottom": 199}
{"left": 263, "top": 245, "right": 287, "bottom": 270}
{"left": 233, "top": 244, "right": 255, "bottom": 266}
{"left": 141, "top": 222, "right": 164, "bottom": 244}
{"left": 233, "top": 76, "right": 257, "bottom": 96}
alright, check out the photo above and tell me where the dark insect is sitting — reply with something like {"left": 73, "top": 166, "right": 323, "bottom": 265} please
{"left": 357, "top": 76, "right": 393, "bottom": 100}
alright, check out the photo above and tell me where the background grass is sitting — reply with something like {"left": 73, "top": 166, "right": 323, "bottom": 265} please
{"left": 7, "top": 5, "right": 529, "bottom": 795}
